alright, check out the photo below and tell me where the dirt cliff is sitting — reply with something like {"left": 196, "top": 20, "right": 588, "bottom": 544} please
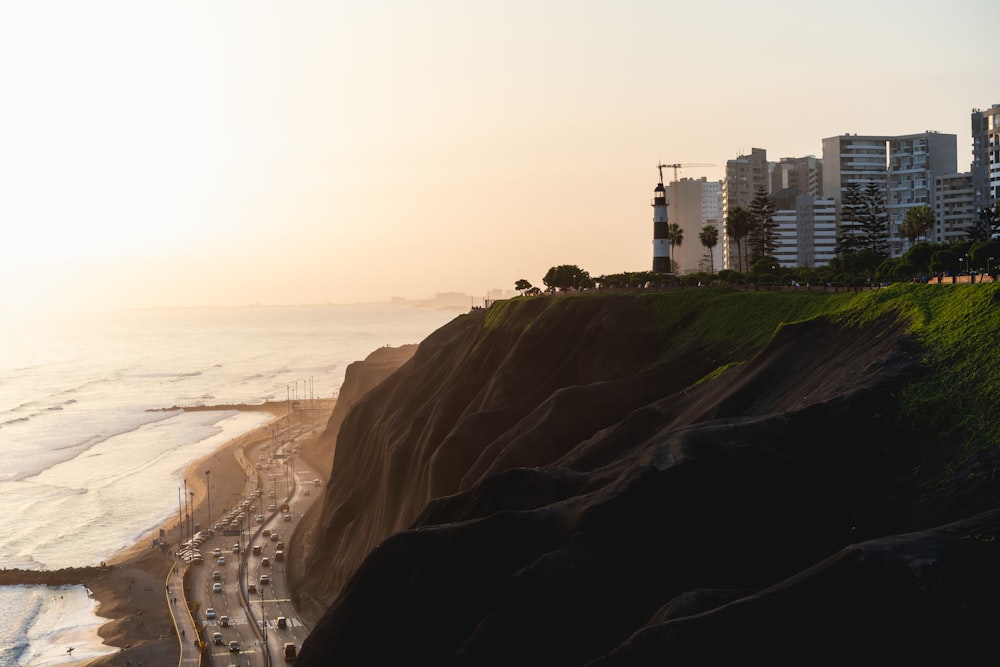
{"left": 295, "top": 287, "right": 1000, "bottom": 665}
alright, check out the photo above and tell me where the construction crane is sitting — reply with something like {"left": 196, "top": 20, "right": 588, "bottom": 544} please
{"left": 656, "top": 162, "right": 715, "bottom": 184}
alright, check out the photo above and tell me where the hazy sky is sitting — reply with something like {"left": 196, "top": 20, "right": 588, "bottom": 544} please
{"left": 1, "top": 0, "right": 996, "bottom": 312}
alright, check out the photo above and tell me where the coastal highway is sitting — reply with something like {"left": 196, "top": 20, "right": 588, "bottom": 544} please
{"left": 182, "top": 418, "right": 324, "bottom": 665}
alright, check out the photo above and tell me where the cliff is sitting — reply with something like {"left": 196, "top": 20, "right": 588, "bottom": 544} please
{"left": 295, "top": 286, "right": 1000, "bottom": 665}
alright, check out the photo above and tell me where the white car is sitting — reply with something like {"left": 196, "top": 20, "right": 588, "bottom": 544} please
{"left": 213, "top": 582, "right": 222, "bottom": 593}
{"left": 206, "top": 608, "right": 216, "bottom": 619}
{"left": 217, "top": 556, "right": 226, "bottom": 565}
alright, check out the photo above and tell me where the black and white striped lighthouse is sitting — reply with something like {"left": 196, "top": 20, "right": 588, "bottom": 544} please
{"left": 652, "top": 166, "right": 670, "bottom": 273}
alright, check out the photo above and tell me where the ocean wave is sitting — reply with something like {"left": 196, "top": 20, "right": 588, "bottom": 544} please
{"left": 0, "top": 590, "right": 37, "bottom": 666}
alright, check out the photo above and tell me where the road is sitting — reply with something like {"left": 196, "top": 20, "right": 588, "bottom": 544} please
{"left": 181, "top": 415, "right": 326, "bottom": 665}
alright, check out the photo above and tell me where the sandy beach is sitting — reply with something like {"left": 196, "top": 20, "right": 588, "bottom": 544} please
{"left": 0, "top": 401, "right": 302, "bottom": 667}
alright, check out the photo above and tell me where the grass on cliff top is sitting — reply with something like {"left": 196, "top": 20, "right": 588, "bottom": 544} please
{"left": 498, "top": 285, "right": 1000, "bottom": 450}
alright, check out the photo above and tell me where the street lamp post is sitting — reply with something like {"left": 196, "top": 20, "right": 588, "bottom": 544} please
{"left": 206, "top": 470, "right": 212, "bottom": 533}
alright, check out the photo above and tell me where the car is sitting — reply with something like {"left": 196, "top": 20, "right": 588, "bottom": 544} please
{"left": 283, "top": 513, "right": 292, "bottom": 522}
{"left": 213, "top": 632, "right": 224, "bottom": 645}
{"left": 268, "top": 490, "right": 276, "bottom": 497}
{"left": 252, "top": 544, "right": 262, "bottom": 555}
{"left": 229, "top": 640, "right": 240, "bottom": 653}
{"left": 276, "top": 541, "right": 284, "bottom": 550}
{"left": 213, "top": 582, "right": 222, "bottom": 593}
{"left": 260, "top": 574, "right": 270, "bottom": 586}
{"left": 303, "top": 489, "right": 310, "bottom": 496}
{"left": 276, "top": 616, "right": 287, "bottom": 629}
{"left": 248, "top": 583, "right": 257, "bottom": 594}
{"left": 232, "top": 543, "right": 240, "bottom": 553}
{"left": 219, "top": 615, "right": 230, "bottom": 627}
{"left": 274, "top": 549, "right": 284, "bottom": 562}
{"left": 313, "top": 479, "right": 321, "bottom": 486}
{"left": 262, "top": 529, "right": 271, "bottom": 538}
{"left": 217, "top": 556, "right": 226, "bottom": 565}
{"left": 261, "top": 557, "right": 270, "bottom": 567}
{"left": 212, "top": 547, "right": 222, "bottom": 557}
{"left": 283, "top": 642, "right": 297, "bottom": 661}
{"left": 256, "top": 515, "right": 264, "bottom": 523}
{"left": 270, "top": 533, "right": 279, "bottom": 542}
{"left": 206, "top": 608, "right": 216, "bottom": 619}
{"left": 268, "top": 503, "right": 276, "bottom": 511}
{"left": 212, "top": 570, "right": 221, "bottom": 581}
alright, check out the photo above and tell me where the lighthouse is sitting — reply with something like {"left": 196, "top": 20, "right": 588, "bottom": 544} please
{"left": 652, "top": 167, "right": 670, "bottom": 273}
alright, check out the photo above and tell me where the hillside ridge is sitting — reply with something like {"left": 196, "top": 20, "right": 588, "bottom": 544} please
{"left": 293, "top": 286, "right": 1000, "bottom": 665}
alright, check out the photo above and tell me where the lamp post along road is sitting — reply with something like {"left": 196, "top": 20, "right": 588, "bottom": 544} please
{"left": 205, "top": 469, "right": 211, "bottom": 533}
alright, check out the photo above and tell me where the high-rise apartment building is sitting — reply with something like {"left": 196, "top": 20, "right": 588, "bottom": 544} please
{"left": 701, "top": 179, "right": 724, "bottom": 272}
{"left": 823, "top": 132, "right": 959, "bottom": 257}
{"left": 822, "top": 134, "right": 889, "bottom": 204}
{"left": 661, "top": 178, "right": 725, "bottom": 273}
{"left": 722, "top": 148, "right": 768, "bottom": 271}
{"left": 887, "top": 132, "right": 957, "bottom": 254}
{"left": 934, "top": 173, "right": 977, "bottom": 244}
{"left": 971, "top": 104, "right": 1000, "bottom": 209}
{"left": 771, "top": 156, "right": 823, "bottom": 197}
{"left": 771, "top": 189, "right": 837, "bottom": 268}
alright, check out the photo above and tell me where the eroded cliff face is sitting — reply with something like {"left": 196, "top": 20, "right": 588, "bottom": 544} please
{"left": 296, "top": 291, "right": 1000, "bottom": 665}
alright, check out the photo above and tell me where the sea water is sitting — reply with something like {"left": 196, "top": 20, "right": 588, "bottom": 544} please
{"left": 0, "top": 302, "right": 460, "bottom": 665}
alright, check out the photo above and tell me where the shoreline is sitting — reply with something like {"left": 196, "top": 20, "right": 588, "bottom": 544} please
{"left": 2, "top": 402, "right": 298, "bottom": 667}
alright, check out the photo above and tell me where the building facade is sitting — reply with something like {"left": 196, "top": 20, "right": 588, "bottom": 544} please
{"left": 771, "top": 156, "right": 823, "bottom": 197}
{"left": 722, "top": 148, "right": 768, "bottom": 271}
{"left": 771, "top": 189, "right": 837, "bottom": 268}
{"left": 971, "top": 104, "right": 1000, "bottom": 209}
{"left": 933, "top": 173, "right": 977, "bottom": 244}
{"left": 887, "top": 132, "right": 957, "bottom": 255}
{"left": 664, "top": 177, "right": 723, "bottom": 273}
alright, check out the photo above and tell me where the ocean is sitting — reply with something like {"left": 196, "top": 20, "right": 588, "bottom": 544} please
{"left": 0, "top": 303, "right": 460, "bottom": 665}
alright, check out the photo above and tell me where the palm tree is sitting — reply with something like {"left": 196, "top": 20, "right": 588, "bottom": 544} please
{"left": 900, "top": 205, "right": 935, "bottom": 247}
{"left": 725, "top": 206, "right": 753, "bottom": 274}
{"left": 667, "top": 223, "right": 684, "bottom": 273}
{"left": 699, "top": 224, "right": 719, "bottom": 273}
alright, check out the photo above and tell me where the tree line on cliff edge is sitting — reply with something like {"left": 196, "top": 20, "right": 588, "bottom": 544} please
{"left": 515, "top": 200, "right": 1000, "bottom": 292}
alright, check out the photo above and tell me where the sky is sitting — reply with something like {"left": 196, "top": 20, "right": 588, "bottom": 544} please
{"left": 0, "top": 0, "right": 996, "bottom": 312}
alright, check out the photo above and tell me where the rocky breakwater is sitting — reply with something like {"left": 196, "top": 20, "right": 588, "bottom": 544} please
{"left": 295, "top": 286, "right": 1000, "bottom": 665}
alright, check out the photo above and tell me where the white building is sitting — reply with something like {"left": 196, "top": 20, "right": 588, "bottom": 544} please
{"left": 823, "top": 132, "right": 959, "bottom": 257}
{"left": 887, "top": 132, "right": 957, "bottom": 255}
{"left": 771, "top": 189, "right": 837, "bottom": 268}
{"left": 971, "top": 104, "right": 1000, "bottom": 209}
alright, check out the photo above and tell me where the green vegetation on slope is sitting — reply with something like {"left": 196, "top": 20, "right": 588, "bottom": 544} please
{"left": 496, "top": 285, "right": 999, "bottom": 451}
